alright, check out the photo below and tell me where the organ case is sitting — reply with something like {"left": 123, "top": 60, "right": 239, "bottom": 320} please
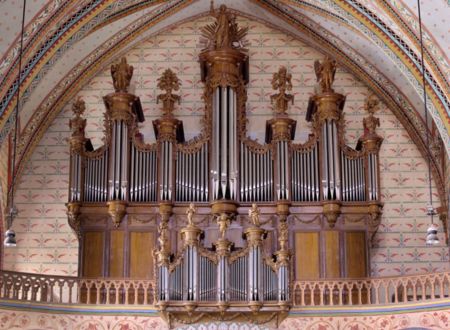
{"left": 66, "top": 5, "right": 384, "bottom": 326}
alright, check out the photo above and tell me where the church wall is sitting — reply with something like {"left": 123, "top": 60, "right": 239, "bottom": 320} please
{"left": 2, "top": 17, "right": 447, "bottom": 276}
{"left": 0, "top": 307, "right": 448, "bottom": 329}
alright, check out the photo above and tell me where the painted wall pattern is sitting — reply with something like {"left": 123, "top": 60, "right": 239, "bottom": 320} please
{"left": 0, "top": 308, "right": 450, "bottom": 330}
{"left": 2, "top": 17, "right": 447, "bottom": 276}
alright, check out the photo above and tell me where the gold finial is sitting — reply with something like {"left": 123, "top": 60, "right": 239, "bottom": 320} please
{"left": 248, "top": 203, "right": 261, "bottom": 227}
{"left": 201, "top": 4, "right": 247, "bottom": 50}
{"left": 186, "top": 203, "right": 197, "bottom": 227}
{"left": 270, "top": 66, "right": 294, "bottom": 115}
{"left": 157, "top": 69, "right": 181, "bottom": 117}
{"left": 314, "top": 56, "right": 337, "bottom": 93}
{"left": 111, "top": 57, "right": 134, "bottom": 93}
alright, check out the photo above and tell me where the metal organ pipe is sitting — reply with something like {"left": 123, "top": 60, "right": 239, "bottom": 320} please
{"left": 108, "top": 120, "right": 129, "bottom": 201}
{"left": 175, "top": 143, "right": 209, "bottom": 202}
{"left": 211, "top": 87, "right": 237, "bottom": 201}
{"left": 291, "top": 142, "right": 320, "bottom": 202}
{"left": 321, "top": 119, "right": 341, "bottom": 200}
{"left": 239, "top": 143, "right": 273, "bottom": 202}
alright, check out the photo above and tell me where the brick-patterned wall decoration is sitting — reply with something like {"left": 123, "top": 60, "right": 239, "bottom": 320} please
{"left": 2, "top": 16, "right": 447, "bottom": 276}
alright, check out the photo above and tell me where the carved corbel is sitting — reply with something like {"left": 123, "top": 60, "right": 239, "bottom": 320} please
{"left": 107, "top": 200, "right": 127, "bottom": 228}
{"left": 368, "top": 202, "right": 383, "bottom": 246}
{"left": 323, "top": 202, "right": 341, "bottom": 228}
{"left": 66, "top": 202, "right": 81, "bottom": 238}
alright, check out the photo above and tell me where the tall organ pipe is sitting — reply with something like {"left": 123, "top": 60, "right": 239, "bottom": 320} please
{"left": 212, "top": 87, "right": 237, "bottom": 200}
{"left": 108, "top": 120, "right": 129, "bottom": 201}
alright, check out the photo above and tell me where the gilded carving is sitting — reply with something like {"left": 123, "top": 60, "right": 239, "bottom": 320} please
{"left": 271, "top": 66, "right": 294, "bottom": 115}
{"left": 66, "top": 202, "right": 81, "bottom": 238}
{"left": 361, "top": 94, "right": 383, "bottom": 152}
{"left": 248, "top": 203, "right": 261, "bottom": 227}
{"left": 69, "top": 98, "right": 87, "bottom": 154}
{"left": 111, "top": 57, "right": 134, "bottom": 93}
{"left": 157, "top": 69, "right": 181, "bottom": 117}
{"left": 107, "top": 200, "right": 127, "bottom": 228}
{"left": 314, "top": 56, "right": 337, "bottom": 93}
{"left": 201, "top": 4, "right": 248, "bottom": 51}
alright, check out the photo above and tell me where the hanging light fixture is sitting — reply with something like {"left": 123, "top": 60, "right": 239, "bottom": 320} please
{"left": 416, "top": 0, "right": 439, "bottom": 246}
{"left": 4, "top": 0, "right": 27, "bottom": 247}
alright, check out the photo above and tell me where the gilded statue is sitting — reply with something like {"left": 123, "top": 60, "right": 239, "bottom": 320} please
{"left": 201, "top": 4, "right": 247, "bottom": 50}
{"left": 217, "top": 213, "right": 230, "bottom": 239}
{"left": 158, "top": 219, "right": 169, "bottom": 250}
{"left": 271, "top": 66, "right": 294, "bottom": 115}
{"left": 111, "top": 57, "right": 134, "bottom": 93}
{"left": 314, "top": 56, "right": 337, "bottom": 93}
{"left": 157, "top": 69, "right": 181, "bottom": 116}
{"left": 186, "top": 203, "right": 197, "bottom": 227}
{"left": 249, "top": 203, "right": 261, "bottom": 227}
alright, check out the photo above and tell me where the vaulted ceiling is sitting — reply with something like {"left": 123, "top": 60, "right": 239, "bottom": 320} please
{"left": 0, "top": 0, "right": 448, "bottom": 204}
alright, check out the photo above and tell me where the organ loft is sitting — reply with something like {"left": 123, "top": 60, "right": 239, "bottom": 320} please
{"left": 66, "top": 5, "right": 383, "bottom": 327}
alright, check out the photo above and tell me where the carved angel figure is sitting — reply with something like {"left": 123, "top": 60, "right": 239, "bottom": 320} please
{"left": 158, "top": 220, "right": 169, "bottom": 249}
{"left": 249, "top": 203, "right": 261, "bottom": 227}
{"left": 363, "top": 94, "right": 380, "bottom": 135}
{"left": 270, "top": 66, "right": 294, "bottom": 115}
{"left": 157, "top": 69, "right": 181, "bottom": 116}
{"left": 217, "top": 213, "right": 230, "bottom": 239}
{"left": 201, "top": 4, "right": 247, "bottom": 50}
{"left": 186, "top": 203, "right": 196, "bottom": 226}
{"left": 111, "top": 57, "right": 134, "bottom": 93}
{"left": 314, "top": 56, "right": 337, "bottom": 92}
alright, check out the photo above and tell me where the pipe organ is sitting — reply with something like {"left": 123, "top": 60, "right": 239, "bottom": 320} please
{"left": 66, "top": 5, "right": 384, "bottom": 327}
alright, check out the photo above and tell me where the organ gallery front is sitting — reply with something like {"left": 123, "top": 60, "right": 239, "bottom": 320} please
{"left": 66, "top": 5, "right": 383, "bottom": 327}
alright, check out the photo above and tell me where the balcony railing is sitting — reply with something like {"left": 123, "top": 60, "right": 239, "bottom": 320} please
{"left": 0, "top": 270, "right": 448, "bottom": 308}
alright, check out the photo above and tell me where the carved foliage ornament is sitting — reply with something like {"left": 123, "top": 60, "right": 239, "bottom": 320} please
{"left": 271, "top": 66, "right": 294, "bottom": 115}
{"left": 157, "top": 69, "right": 181, "bottom": 117}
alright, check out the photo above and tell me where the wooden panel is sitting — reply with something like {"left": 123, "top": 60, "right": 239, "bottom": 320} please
{"left": 109, "top": 231, "right": 125, "bottom": 277}
{"left": 346, "top": 232, "right": 367, "bottom": 277}
{"left": 129, "top": 232, "right": 155, "bottom": 279}
{"left": 295, "top": 232, "right": 320, "bottom": 279}
{"left": 83, "top": 232, "right": 104, "bottom": 277}
{"left": 324, "top": 231, "right": 340, "bottom": 278}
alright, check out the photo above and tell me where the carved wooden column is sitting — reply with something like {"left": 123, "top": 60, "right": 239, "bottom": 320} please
{"left": 156, "top": 203, "right": 172, "bottom": 307}
{"left": 275, "top": 203, "right": 290, "bottom": 310}
{"left": 311, "top": 57, "right": 345, "bottom": 227}
{"left": 359, "top": 95, "right": 383, "bottom": 242}
{"left": 154, "top": 69, "right": 182, "bottom": 204}
{"left": 244, "top": 204, "right": 267, "bottom": 313}
{"left": 103, "top": 57, "right": 138, "bottom": 227}
{"left": 66, "top": 99, "right": 88, "bottom": 237}
{"left": 267, "top": 67, "right": 296, "bottom": 203}
{"left": 180, "top": 204, "right": 203, "bottom": 312}
{"left": 199, "top": 4, "right": 248, "bottom": 217}
{"left": 215, "top": 213, "right": 233, "bottom": 312}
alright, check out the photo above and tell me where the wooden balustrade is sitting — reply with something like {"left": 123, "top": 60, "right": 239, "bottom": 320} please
{"left": 292, "top": 272, "right": 450, "bottom": 307}
{"left": 0, "top": 271, "right": 155, "bottom": 306}
{"left": 0, "top": 270, "right": 448, "bottom": 308}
